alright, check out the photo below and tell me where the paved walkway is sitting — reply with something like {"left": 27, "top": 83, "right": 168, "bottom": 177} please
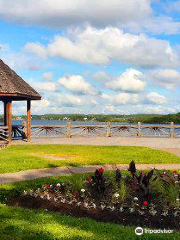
{"left": 12, "top": 137, "right": 180, "bottom": 149}
{"left": 1, "top": 163, "right": 180, "bottom": 184}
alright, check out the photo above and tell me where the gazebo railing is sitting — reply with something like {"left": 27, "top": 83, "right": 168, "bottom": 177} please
{"left": 12, "top": 125, "right": 26, "bottom": 139}
{"left": 0, "top": 126, "right": 9, "bottom": 143}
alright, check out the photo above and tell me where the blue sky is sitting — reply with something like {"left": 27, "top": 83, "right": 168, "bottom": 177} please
{"left": 0, "top": 0, "right": 180, "bottom": 115}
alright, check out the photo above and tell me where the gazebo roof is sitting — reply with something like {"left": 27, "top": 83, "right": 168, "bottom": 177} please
{"left": 0, "top": 59, "right": 41, "bottom": 100}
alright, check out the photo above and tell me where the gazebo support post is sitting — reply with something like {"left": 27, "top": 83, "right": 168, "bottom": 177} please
{"left": 3, "top": 101, "right": 7, "bottom": 126}
{"left": 4, "top": 100, "right": 12, "bottom": 142}
{"left": 27, "top": 100, "right": 31, "bottom": 142}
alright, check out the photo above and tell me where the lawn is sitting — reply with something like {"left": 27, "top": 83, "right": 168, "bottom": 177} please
{"left": 1, "top": 204, "right": 179, "bottom": 240}
{"left": 0, "top": 174, "right": 179, "bottom": 240}
{"left": 0, "top": 144, "right": 179, "bottom": 174}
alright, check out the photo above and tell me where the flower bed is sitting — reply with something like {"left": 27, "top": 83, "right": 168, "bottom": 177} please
{"left": 10, "top": 161, "right": 180, "bottom": 230}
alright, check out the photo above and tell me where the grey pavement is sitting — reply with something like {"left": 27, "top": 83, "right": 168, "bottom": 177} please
{"left": 1, "top": 163, "right": 180, "bottom": 185}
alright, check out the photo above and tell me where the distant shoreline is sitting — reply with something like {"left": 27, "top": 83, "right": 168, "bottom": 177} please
{"left": 1, "top": 112, "right": 179, "bottom": 124}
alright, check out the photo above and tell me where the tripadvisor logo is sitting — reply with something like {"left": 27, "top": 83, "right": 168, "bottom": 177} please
{"left": 135, "top": 227, "right": 143, "bottom": 235}
{"left": 135, "top": 227, "right": 173, "bottom": 235}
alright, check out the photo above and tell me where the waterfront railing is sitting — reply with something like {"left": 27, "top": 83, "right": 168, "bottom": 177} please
{"left": 10, "top": 121, "right": 180, "bottom": 139}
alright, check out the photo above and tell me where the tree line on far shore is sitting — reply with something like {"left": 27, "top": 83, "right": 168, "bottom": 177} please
{"left": 1, "top": 112, "right": 179, "bottom": 124}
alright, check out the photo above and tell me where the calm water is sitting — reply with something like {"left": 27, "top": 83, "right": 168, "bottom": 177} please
{"left": 0, "top": 120, "right": 106, "bottom": 126}
{"left": 0, "top": 120, "right": 178, "bottom": 127}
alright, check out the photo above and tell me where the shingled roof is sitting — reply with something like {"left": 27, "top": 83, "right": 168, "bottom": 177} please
{"left": 0, "top": 59, "right": 41, "bottom": 100}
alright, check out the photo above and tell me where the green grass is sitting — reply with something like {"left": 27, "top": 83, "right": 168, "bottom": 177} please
{"left": 1, "top": 204, "right": 179, "bottom": 240}
{"left": 0, "top": 175, "right": 179, "bottom": 240}
{"left": 0, "top": 144, "right": 179, "bottom": 174}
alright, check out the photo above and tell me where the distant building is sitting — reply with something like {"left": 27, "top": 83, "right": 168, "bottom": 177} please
{"left": 16, "top": 116, "right": 22, "bottom": 120}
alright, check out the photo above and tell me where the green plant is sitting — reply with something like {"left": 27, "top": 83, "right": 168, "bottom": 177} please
{"left": 71, "top": 175, "right": 86, "bottom": 192}
{"left": 118, "top": 180, "right": 128, "bottom": 202}
{"left": 150, "top": 178, "right": 180, "bottom": 207}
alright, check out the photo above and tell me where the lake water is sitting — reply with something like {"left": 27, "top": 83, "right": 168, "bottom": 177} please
{"left": 0, "top": 120, "right": 178, "bottom": 127}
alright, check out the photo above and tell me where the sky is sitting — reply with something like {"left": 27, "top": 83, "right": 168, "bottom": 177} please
{"left": 0, "top": 0, "right": 180, "bottom": 116}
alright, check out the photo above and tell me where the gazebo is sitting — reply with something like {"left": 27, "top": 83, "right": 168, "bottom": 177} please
{"left": 0, "top": 59, "right": 41, "bottom": 143}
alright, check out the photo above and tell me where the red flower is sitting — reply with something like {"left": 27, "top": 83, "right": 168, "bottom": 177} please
{"left": 46, "top": 184, "right": 50, "bottom": 188}
{"left": 73, "top": 192, "right": 78, "bottom": 197}
{"left": 143, "top": 200, "right": 148, "bottom": 206}
{"left": 87, "top": 177, "right": 92, "bottom": 181}
{"left": 99, "top": 168, "right": 104, "bottom": 173}
{"left": 173, "top": 170, "right": 178, "bottom": 174}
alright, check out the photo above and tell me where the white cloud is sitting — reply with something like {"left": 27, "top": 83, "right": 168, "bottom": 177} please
{"left": 42, "top": 72, "right": 53, "bottom": 82}
{"left": 122, "top": 16, "right": 180, "bottom": 35}
{"left": 0, "top": 43, "right": 48, "bottom": 71}
{"left": 1, "top": 52, "right": 42, "bottom": 71}
{"left": 93, "top": 71, "right": 111, "bottom": 82}
{"left": 144, "top": 16, "right": 180, "bottom": 35}
{"left": 35, "top": 82, "right": 57, "bottom": 92}
{"left": 32, "top": 99, "right": 50, "bottom": 108}
{"left": 0, "top": 0, "right": 151, "bottom": 28}
{"left": 90, "top": 99, "right": 98, "bottom": 107}
{"left": 106, "top": 69, "right": 145, "bottom": 92}
{"left": 26, "top": 77, "right": 57, "bottom": 93}
{"left": 24, "top": 42, "right": 47, "bottom": 59}
{"left": 147, "top": 69, "right": 180, "bottom": 90}
{"left": 103, "top": 104, "right": 130, "bottom": 114}
{"left": 146, "top": 92, "right": 167, "bottom": 105}
{"left": 144, "top": 106, "right": 177, "bottom": 114}
{"left": 0, "top": 0, "right": 180, "bottom": 34}
{"left": 53, "top": 94, "right": 83, "bottom": 107}
{"left": 58, "top": 75, "right": 97, "bottom": 95}
{"left": 25, "top": 27, "right": 179, "bottom": 68}
{"left": 101, "top": 92, "right": 139, "bottom": 105}
{"left": 164, "top": 1, "right": 180, "bottom": 13}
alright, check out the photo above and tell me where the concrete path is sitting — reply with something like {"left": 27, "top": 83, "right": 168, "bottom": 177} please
{"left": 12, "top": 137, "right": 180, "bottom": 149}
{"left": 1, "top": 163, "right": 180, "bottom": 184}
{"left": 161, "top": 148, "right": 180, "bottom": 157}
